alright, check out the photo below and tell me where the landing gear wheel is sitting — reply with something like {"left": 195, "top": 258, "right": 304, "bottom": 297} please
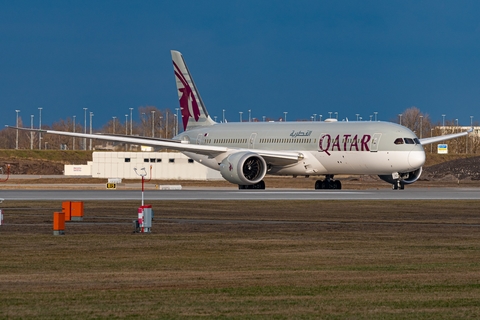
{"left": 334, "top": 180, "right": 342, "bottom": 189}
{"left": 239, "top": 181, "right": 265, "bottom": 190}
{"left": 392, "top": 180, "right": 404, "bottom": 190}
{"left": 314, "top": 176, "right": 342, "bottom": 190}
{"left": 252, "top": 180, "right": 265, "bottom": 189}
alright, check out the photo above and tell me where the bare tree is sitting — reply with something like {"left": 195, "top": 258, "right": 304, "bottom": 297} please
{"left": 399, "top": 106, "right": 432, "bottom": 139}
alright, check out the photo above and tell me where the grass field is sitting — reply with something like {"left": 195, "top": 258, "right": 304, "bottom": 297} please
{"left": 1, "top": 200, "right": 480, "bottom": 319}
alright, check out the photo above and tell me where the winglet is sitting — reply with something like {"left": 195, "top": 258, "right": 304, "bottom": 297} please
{"left": 171, "top": 50, "right": 215, "bottom": 131}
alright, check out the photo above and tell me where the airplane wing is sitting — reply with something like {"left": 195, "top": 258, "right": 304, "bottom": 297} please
{"left": 7, "top": 127, "right": 302, "bottom": 164}
{"left": 419, "top": 128, "right": 472, "bottom": 145}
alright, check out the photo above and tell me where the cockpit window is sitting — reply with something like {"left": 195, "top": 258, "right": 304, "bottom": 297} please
{"left": 414, "top": 138, "right": 421, "bottom": 144}
{"left": 394, "top": 138, "right": 404, "bottom": 145}
{"left": 404, "top": 138, "right": 415, "bottom": 144}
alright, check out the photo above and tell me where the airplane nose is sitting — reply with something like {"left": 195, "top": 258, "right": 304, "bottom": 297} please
{"left": 408, "top": 150, "right": 426, "bottom": 168}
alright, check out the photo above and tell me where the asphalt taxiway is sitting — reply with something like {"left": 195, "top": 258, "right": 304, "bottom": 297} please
{"left": 0, "top": 188, "right": 479, "bottom": 201}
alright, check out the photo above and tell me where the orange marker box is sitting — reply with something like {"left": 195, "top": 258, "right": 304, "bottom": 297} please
{"left": 53, "top": 211, "right": 65, "bottom": 235}
{"left": 62, "top": 201, "right": 72, "bottom": 221}
{"left": 71, "top": 201, "right": 84, "bottom": 221}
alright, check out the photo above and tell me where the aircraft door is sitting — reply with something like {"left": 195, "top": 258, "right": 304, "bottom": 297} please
{"left": 248, "top": 133, "right": 257, "bottom": 148}
{"left": 196, "top": 134, "right": 203, "bottom": 145}
{"left": 370, "top": 133, "right": 382, "bottom": 152}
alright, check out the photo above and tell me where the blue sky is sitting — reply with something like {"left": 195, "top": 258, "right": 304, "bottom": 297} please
{"left": 1, "top": 1, "right": 479, "bottom": 128}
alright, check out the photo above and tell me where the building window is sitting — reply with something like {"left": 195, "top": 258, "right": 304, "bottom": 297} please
{"left": 169, "top": 159, "right": 175, "bottom": 163}
{"left": 125, "top": 158, "right": 131, "bottom": 162}
{"left": 144, "top": 159, "right": 149, "bottom": 162}
{"left": 188, "top": 159, "right": 194, "bottom": 163}
{"left": 157, "top": 159, "right": 162, "bottom": 163}
{"left": 150, "top": 158, "right": 156, "bottom": 163}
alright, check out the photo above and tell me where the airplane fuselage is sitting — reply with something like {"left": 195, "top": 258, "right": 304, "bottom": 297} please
{"left": 176, "top": 120, "right": 426, "bottom": 177}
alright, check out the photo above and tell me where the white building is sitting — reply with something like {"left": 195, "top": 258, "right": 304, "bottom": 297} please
{"left": 65, "top": 152, "right": 223, "bottom": 180}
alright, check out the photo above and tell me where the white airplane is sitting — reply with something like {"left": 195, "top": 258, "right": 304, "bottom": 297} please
{"left": 10, "top": 50, "right": 472, "bottom": 190}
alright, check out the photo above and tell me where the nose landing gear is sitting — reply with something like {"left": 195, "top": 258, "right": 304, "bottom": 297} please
{"left": 392, "top": 179, "right": 405, "bottom": 190}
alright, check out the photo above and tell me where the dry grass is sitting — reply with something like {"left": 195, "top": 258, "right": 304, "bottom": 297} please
{"left": 1, "top": 200, "right": 480, "bottom": 318}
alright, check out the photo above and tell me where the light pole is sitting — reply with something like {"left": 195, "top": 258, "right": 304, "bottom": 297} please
{"left": 30, "top": 115, "right": 34, "bottom": 149}
{"left": 159, "top": 116, "right": 163, "bottom": 138}
{"left": 334, "top": 112, "right": 338, "bottom": 120}
{"left": 455, "top": 118, "right": 459, "bottom": 153}
{"left": 15, "top": 110, "right": 20, "bottom": 149}
{"left": 151, "top": 111, "right": 155, "bottom": 137}
{"left": 38, "top": 107, "right": 42, "bottom": 149}
{"left": 129, "top": 107, "right": 133, "bottom": 135}
{"left": 328, "top": 111, "right": 332, "bottom": 119}
{"left": 470, "top": 116, "right": 474, "bottom": 154}
{"left": 262, "top": 115, "right": 266, "bottom": 122}
{"left": 419, "top": 115, "right": 423, "bottom": 139}
{"left": 89, "top": 112, "right": 94, "bottom": 151}
{"left": 283, "top": 112, "right": 287, "bottom": 122}
{"left": 222, "top": 109, "right": 225, "bottom": 123}
{"left": 125, "top": 114, "right": 128, "bottom": 135}
{"left": 83, "top": 108, "right": 88, "bottom": 150}
{"left": 248, "top": 109, "right": 251, "bottom": 122}
{"left": 356, "top": 114, "right": 359, "bottom": 121}
{"left": 175, "top": 108, "right": 179, "bottom": 134}
{"left": 442, "top": 114, "right": 446, "bottom": 135}
{"left": 112, "top": 116, "right": 117, "bottom": 134}
{"left": 73, "top": 115, "right": 76, "bottom": 150}
{"left": 174, "top": 114, "right": 178, "bottom": 136}
{"left": 166, "top": 110, "right": 169, "bottom": 138}
{"left": 431, "top": 128, "right": 434, "bottom": 153}
{"left": 239, "top": 111, "right": 243, "bottom": 122}
{"left": 319, "top": 114, "right": 322, "bottom": 121}
{"left": 313, "top": 114, "right": 317, "bottom": 121}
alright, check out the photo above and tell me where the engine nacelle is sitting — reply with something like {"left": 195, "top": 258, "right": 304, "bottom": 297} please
{"left": 378, "top": 167, "right": 423, "bottom": 185}
{"left": 219, "top": 152, "right": 267, "bottom": 185}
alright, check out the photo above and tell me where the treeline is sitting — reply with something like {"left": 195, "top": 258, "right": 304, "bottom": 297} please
{"left": 398, "top": 107, "right": 479, "bottom": 154}
{"left": 0, "top": 106, "right": 177, "bottom": 150}
{"left": 0, "top": 106, "right": 478, "bottom": 154}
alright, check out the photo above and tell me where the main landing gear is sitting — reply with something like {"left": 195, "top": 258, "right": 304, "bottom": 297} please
{"left": 315, "top": 175, "right": 342, "bottom": 190}
{"left": 238, "top": 180, "right": 265, "bottom": 189}
{"left": 392, "top": 179, "right": 405, "bottom": 190}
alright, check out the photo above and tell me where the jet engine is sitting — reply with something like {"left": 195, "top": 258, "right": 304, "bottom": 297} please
{"left": 378, "top": 167, "right": 423, "bottom": 185}
{"left": 219, "top": 152, "right": 267, "bottom": 185}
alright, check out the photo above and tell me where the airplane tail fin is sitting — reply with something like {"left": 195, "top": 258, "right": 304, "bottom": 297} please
{"left": 171, "top": 50, "right": 215, "bottom": 131}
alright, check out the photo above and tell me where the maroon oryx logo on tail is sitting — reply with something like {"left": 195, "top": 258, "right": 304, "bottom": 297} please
{"left": 173, "top": 61, "right": 201, "bottom": 130}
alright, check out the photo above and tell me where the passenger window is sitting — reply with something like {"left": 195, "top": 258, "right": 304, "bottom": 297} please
{"left": 404, "top": 138, "right": 415, "bottom": 144}
{"left": 394, "top": 138, "right": 404, "bottom": 145}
